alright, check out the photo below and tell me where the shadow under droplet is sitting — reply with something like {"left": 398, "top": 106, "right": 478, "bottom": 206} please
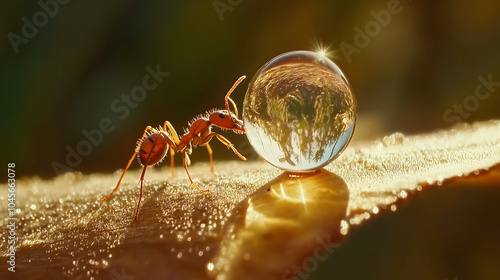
{"left": 210, "top": 169, "right": 349, "bottom": 279}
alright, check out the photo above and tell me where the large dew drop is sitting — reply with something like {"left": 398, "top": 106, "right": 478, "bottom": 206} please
{"left": 243, "top": 50, "right": 357, "bottom": 172}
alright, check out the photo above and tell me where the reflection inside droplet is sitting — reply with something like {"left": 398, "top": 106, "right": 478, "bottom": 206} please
{"left": 243, "top": 50, "right": 357, "bottom": 172}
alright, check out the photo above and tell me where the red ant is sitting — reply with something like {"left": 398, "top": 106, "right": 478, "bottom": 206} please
{"left": 99, "top": 76, "right": 247, "bottom": 220}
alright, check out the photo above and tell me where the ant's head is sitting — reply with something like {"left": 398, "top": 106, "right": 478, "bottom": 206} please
{"left": 209, "top": 76, "right": 247, "bottom": 134}
{"left": 209, "top": 110, "right": 245, "bottom": 134}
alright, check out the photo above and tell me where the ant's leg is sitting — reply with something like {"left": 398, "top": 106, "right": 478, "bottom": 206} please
{"left": 182, "top": 152, "right": 194, "bottom": 184}
{"left": 185, "top": 152, "right": 191, "bottom": 166}
{"left": 205, "top": 143, "right": 215, "bottom": 174}
{"left": 170, "top": 148, "right": 175, "bottom": 178}
{"left": 134, "top": 131, "right": 159, "bottom": 221}
{"left": 214, "top": 133, "right": 247, "bottom": 161}
{"left": 99, "top": 126, "right": 153, "bottom": 202}
{"left": 164, "top": 121, "right": 180, "bottom": 178}
{"left": 224, "top": 76, "right": 246, "bottom": 117}
{"left": 164, "top": 121, "right": 180, "bottom": 144}
{"left": 183, "top": 152, "right": 209, "bottom": 192}
{"left": 134, "top": 163, "right": 148, "bottom": 220}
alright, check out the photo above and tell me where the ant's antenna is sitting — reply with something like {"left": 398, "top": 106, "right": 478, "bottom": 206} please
{"left": 224, "top": 76, "right": 246, "bottom": 118}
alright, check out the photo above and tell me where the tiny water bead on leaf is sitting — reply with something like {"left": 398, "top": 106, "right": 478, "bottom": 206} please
{"left": 243, "top": 50, "right": 357, "bottom": 172}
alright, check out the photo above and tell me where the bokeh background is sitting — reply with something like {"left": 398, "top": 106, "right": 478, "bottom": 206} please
{"left": 1, "top": 0, "right": 500, "bottom": 179}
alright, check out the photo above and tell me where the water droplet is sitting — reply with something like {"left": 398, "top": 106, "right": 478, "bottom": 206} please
{"left": 382, "top": 132, "right": 406, "bottom": 146}
{"left": 207, "top": 262, "right": 215, "bottom": 271}
{"left": 243, "top": 50, "right": 356, "bottom": 172}
{"left": 399, "top": 190, "right": 408, "bottom": 199}
{"left": 340, "top": 219, "right": 349, "bottom": 235}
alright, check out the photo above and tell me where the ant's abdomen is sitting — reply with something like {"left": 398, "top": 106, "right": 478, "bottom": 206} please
{"left": 136, "top": 132, "right": 169, "bottom": 166}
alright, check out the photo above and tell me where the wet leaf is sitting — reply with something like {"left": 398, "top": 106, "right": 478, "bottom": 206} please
{"left": 1, "top": 121, "right": 499, "bottom": 279}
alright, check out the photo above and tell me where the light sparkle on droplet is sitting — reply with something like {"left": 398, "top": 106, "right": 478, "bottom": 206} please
{"left": 340, "top": 219, "right": 349, "bottom": 235}
{"left": 207, "top": 262, "right": 214, "bottom": 271}
{"left": 399, "top": 190, "right": 408, "bottom": 199}
{"left": 243, "top": 50, "right": 356, "bottom": 172}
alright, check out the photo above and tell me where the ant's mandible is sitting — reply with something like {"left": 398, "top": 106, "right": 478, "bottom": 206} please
{"left": 99, "top": 76, "right": 247, "bottom": 220}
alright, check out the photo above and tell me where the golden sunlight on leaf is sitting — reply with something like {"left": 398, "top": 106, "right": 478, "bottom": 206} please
{"left": 1, "top": 121, "right": 499, "bottom": 279}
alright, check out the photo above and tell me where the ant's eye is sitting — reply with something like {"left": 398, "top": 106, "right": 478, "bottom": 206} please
{"left": 219, "top": 113, "right": 226, "bottom": 119}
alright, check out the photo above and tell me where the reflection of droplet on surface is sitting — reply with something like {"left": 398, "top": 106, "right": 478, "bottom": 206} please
{"left": 243, "top": 50, "right": 357, "bottom": 172}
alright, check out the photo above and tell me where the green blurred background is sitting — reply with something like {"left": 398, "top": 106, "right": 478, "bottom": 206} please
{"left": 1, "top": 0, "right": 500, "bottom": 179}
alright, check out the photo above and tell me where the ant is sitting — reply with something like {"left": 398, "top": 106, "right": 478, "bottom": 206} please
{"left": 99, "top": 76, "right": 247, "bottom": 220}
